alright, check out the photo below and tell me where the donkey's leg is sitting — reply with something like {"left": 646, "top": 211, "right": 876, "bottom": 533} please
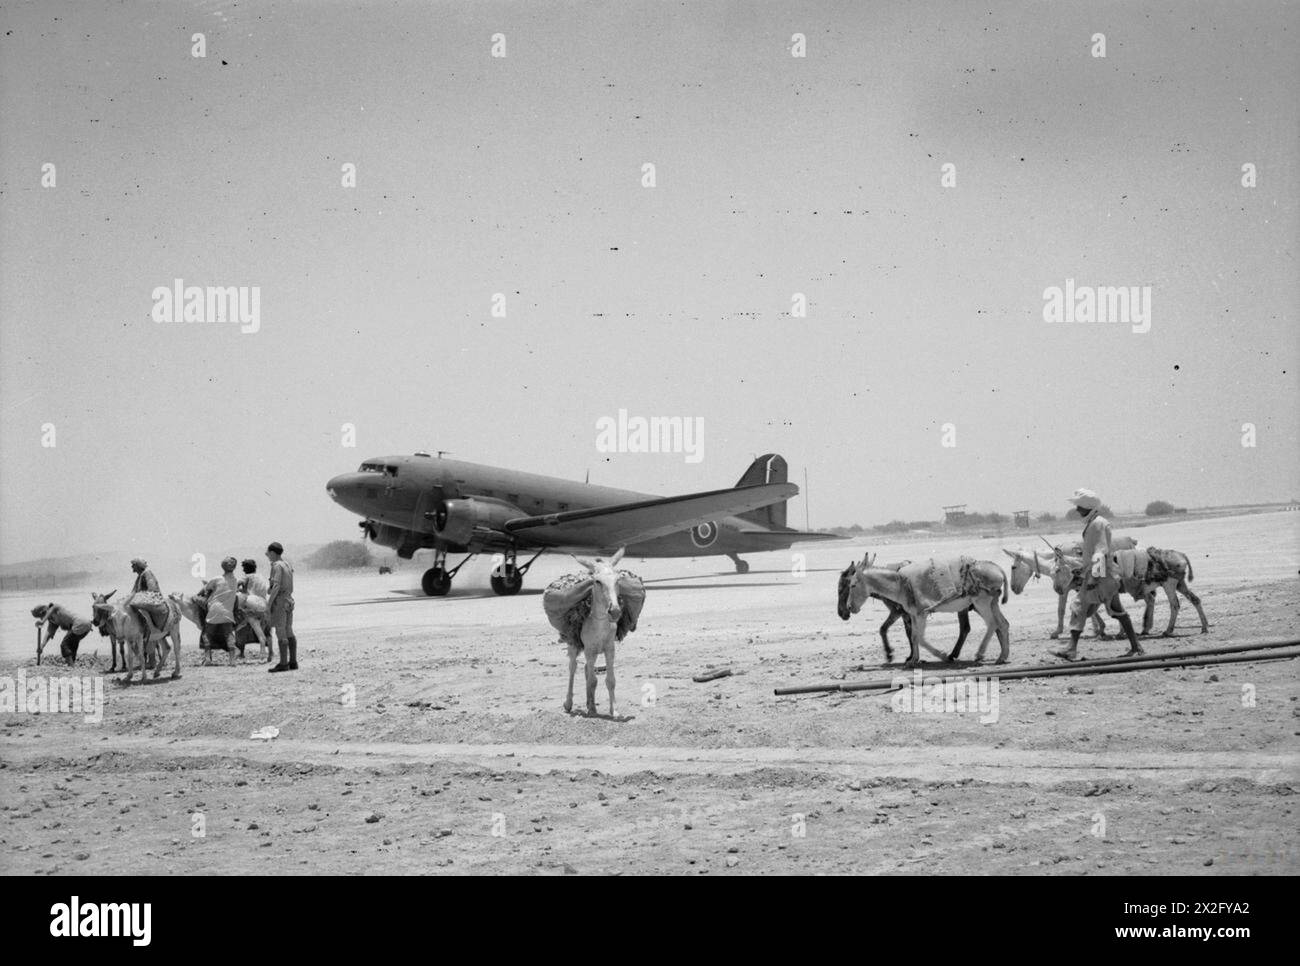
{"left": 991, "top": 597, "right": 1011, "bottom": 663}
{"left": 153, "top": 635, "right": 167, "bottom": 679}
{"left": 1161, "top": 581, "right": 1179, "bottom": 637}
{"left": 170, "top": 625, "right": 182, "bottom": 678}
{"left": 967, "top": 602, "right": 995, "bottom": 662}
{"left": 605, "top": 642, "right": 616, "bottom": 718}
{"left": 1050, "top": 592, "right": 1067, "bottom": 639}
{"left": 878, "top": 609, "right": 899, "bottom": 664}
{"left": 1140, "top": 589, "right": 1156, "bottom": 636}
{"left": 905, "top": 613, "right": 928, "bottom": 668}
{"left": 947, "top": 608, "right": 972, "bottom": 662}
{"left": 1179, "top": 578, "right": 1209, "bottom": 633}
{"left": 125, "top": 639, "right": 139, "bottom": 684}
{"left": 584, "top": 643, "right": 599, "bottom": 717}
{"left": 249, "top": 620, "right": 268, "bottom": 662}
{"left": 1092, "top": 607, "right": 1110, "bottom": 639}
{"left": 563, "top": 645, "right": 577, "bottom": 713}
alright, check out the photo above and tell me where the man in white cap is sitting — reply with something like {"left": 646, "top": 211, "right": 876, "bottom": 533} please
{"left": 1052, "top": 488, "right": 1143, "bottom": 661}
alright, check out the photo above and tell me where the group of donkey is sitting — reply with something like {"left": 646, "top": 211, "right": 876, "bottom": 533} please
{"left": 87, "top": 588, "right": 271, "bottom": 684}
{"left": 837, "top": 537, "right": 1207, "bottom": 667}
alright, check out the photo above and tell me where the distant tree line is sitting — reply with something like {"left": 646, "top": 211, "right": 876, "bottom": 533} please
{"left": 303, "top": 540, "right": 373, "bottom": 569}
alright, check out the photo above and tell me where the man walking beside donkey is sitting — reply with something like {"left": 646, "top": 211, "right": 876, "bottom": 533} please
{"left": 1052, "top": 488, "right": 1143, "bottom": 662}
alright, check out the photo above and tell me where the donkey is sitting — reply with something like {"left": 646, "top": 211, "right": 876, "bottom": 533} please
{"left": 842, "top": 553, "right": 1010, "bottom": 666}
{"left": 836, "top": 555, "right": 972, "bottom": 663}
{"left": 1003, "top": 538, "right": 1136, "bottom": 640}
{"left": 169, "top": 591, "right": 245, "bottom": 666}
{"left": 1004, "top": 548, "right": 1108, "bottom": 639}
{"left": 563, "top": 549, "right": 643, "bottom": 718}
{"left": 90, "top": 590, "right": 182, "bottom": 683}
{"left": 1053, "top": 547, "right": 1207, "bottom": 638}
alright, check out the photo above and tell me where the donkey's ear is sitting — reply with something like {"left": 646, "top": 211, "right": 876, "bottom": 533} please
{"left": 1002, "top": 548, "right": 1018, "bottom": 559}
{"left": 610, "top": 547, "right": 625, "bottom": 567}
{"left": 572, "top": 555, "right": 596, "bottom": 573}
{"left": 104, "top": 589, "right": 116, "bottom": 601}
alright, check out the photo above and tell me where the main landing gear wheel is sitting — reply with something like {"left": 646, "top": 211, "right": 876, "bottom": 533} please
{"left": 422, "top": 566, "right": 451, "bottom": 596}
{"left": 490, "top": 563, "right": 523, "bottom": 596}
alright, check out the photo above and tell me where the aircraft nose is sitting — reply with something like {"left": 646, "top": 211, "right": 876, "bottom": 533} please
{"left": 326, "top": 473, "right": 361, "bottom": 507}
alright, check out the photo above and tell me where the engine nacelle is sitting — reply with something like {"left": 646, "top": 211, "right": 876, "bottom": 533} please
{"left": 364, "top": 522, "right": 432, "bottom": 558}
{"left": 431, "top": 498, "right": 519, "bottom": 546}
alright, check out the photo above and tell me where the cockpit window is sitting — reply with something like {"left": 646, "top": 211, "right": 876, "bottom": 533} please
{"left": 385, "top": 465, "right": 398, "bottom": 476}
{"left": 359, "top": 462, "right": 385, "bottom": 473}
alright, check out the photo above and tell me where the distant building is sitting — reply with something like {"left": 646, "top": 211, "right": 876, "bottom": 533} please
{"left": 942, "top": 504, "right": 967, "bottom": 526}
{"left": 1014, "top": 510, "right": 1030, "bottom": 529}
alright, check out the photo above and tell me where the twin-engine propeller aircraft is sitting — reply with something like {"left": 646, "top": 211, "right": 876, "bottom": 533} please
{"left": 326, "top": 452, "right": 841, "bottom": 596}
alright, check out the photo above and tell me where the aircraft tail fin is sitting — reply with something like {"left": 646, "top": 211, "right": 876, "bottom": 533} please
{"left": 735, "top": 454, "right": 789, "bottom": 529}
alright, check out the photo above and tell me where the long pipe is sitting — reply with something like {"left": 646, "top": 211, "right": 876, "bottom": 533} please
{"left": 774, "top": 637, "right": 1300, "bottom": 695}
{"left": 849, "top": 648, "right": 1300, "bottom": 690}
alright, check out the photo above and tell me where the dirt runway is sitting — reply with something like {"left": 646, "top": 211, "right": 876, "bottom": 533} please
{"left": 3, "top": 512, "right": 1297, "bottom": 874}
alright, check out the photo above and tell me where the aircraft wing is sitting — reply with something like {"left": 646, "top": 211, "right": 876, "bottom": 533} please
{"left": 732, "top": 529, "right": 847, "bottom": 542}
{"left": 504, "top": 482, "right": 797, "bottom": 549}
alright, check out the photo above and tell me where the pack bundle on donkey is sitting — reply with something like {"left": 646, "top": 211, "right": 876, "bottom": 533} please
{"left": 543, "top": 548, "right": 646, "bottom": 718}
{"left": 169, "top": 590, "right": 271, "bottom": 664}
{"left": 1051, "top": 544, "right": 1207, "bottom": 638}
{"left": 90, "top": 590, "right": 182, "bottom": 683}
{"left": 840, "top": 553, "right": 1010, "bottom": 666}
{"left": 836, "top": 554, "right": 976, "bottom": 663}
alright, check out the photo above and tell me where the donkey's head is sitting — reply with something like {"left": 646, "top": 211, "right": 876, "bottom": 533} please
{"left": 1048, "top": 547, "right": 1080, "bottom": 595}
{"left": 837, "top": 552, "right": 876, "bottom": 619}
{"left": 90, "top": 590, "right": 117, "bottom": 630}
{"left": 1002, "top": 548, "right": 1047, "bottom": 595}
{"left": 836, "top": 560, "right": 856, "bottom": 620}
{"left": 573, "top": 548, "right": 626, "bottom": 622}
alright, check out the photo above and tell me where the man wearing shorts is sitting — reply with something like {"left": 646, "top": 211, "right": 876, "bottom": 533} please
{"left": 266, "top": 542, "right": 298, "bottom": 672}
{"left": 1051, "top": 488, "right": 1143, "bottom": 661}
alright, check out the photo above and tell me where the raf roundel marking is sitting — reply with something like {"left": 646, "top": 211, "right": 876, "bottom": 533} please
{"left": 690, "top": 521, "right": 719, "bottom": 548}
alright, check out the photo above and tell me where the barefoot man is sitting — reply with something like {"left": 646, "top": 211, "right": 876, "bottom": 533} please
{"left": 1052, "top": 488, "right": 1143, "bottom": 661}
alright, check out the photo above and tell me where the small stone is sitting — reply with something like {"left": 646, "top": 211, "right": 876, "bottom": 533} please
{"left": 365, "top": 812, "right": 382, "bottom": 824}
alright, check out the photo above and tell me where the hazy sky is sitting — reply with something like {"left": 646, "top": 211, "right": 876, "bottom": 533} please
{"left": 1, "top": 0, "right": 1297, "bottom": 564}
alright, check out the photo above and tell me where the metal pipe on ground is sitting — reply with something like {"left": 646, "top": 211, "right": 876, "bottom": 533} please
{"left": 774, "top": 638, "right": 1300, "bottom": 696}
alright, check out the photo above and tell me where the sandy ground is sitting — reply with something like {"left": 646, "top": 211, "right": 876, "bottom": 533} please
{"left": 2, "top": 512, "right": 1297, "bottom": 875}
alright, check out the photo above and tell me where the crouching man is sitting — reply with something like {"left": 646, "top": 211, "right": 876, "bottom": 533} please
{"left": 32, "top": 602, "right": 94, "bottom": 666}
